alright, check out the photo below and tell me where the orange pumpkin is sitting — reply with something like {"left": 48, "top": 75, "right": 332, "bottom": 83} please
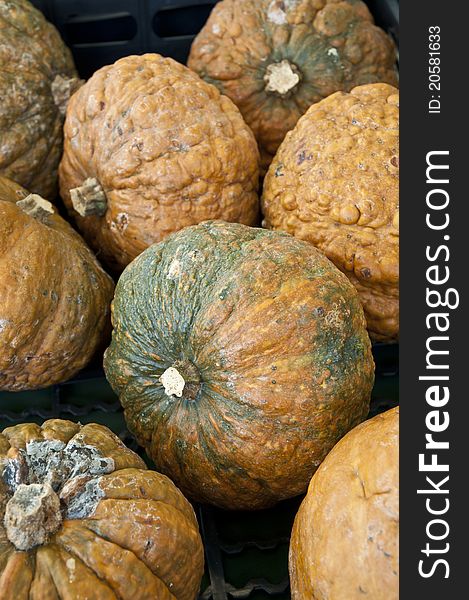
{"left": 59, "top": 53, "right": 260, "bottom": 272}
{"left": 0, "top": 420, "right": 204, "bottom": 599}
{"left": 262, "top": 84, "right": 399, "bottom": 341}
{"left": 0, "top": 177, "right": 114, "bottom": 391}
{"left": 289, "top": 407, "right": 399, "bottom": 599}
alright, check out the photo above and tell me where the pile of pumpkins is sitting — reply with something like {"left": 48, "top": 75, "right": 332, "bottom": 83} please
{"left": 0, "top": 1, "right": 399, "bottom": 598}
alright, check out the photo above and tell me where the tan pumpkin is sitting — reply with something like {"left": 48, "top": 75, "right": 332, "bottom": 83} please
{"left": 289, "top": 407, "right": 399, "bottom": 599}
{"left": 0, "top": 419, "right": 204, "bottom": 599}
{"left": 188, "top": 0, "right": 398, "bottom": 170}
{"left": 0, "top": 0, "right": 81, "bottom": 198}
{"left": 262, "top": 84, "right": 399, "bottom": 341}
{"left": 0, "top": 177, "right": 114, "bottom": 391}
{"left": 59, "top": 53, "right": 260, "bottom": 272}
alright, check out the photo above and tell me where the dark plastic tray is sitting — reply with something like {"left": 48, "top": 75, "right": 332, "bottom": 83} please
{"left": 6, "top": 1, "right": 399, "bottom": 597}
{"left": 0, "top": 345, "right": 398, "bottom": 599}
{"left": 30, "top": 0, "right": 398, "bottom": 78}
{"left": 30, "top": 0, "right": 218, "bottom": 78}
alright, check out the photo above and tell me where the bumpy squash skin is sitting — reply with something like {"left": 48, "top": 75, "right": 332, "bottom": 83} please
{"left": 0, "top": 176, "right": 114, "bottom": 391}
{"left": 59, "top": 53, "right": 260, "bottom": 272}
{"left": 188, "top": 0, "right": 398, "bottom": 169}
{"left": 0, "top": 420, "right": 204, "bottom": 600}
{"left": 0, "top": 0, "right": 79, "bottom": 199}
{"left": 104, "top": 221, "right": 374, "bottom": 510}
{"left": 289, "top": 407, "right": 398, "bottom": 600}
{"left": 262, "top": 84, "right": 399, "bottom": 341}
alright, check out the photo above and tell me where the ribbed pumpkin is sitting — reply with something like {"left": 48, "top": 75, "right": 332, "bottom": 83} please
{"left": 0, "top": 419, "right": 204, "bottom": 599}
{"left": 188, "top": 0, "right": 398, "bottom": 169}
{"left": 0, "top": 176, "right": 114, "bottom": 391}
{"left": 104, "top": 221, "right": 374, "bottom": 510}
{"left": 289, "top": 407, "right": 398, "bottom": 600}
{"left": 262, "top": 84, "right": 399, "bottom": 341}
{"left": 59, "top": 53, "right": 260, "bottom": 272}
{"left": 0, "top": 0, "right": 80, "bottom": 198}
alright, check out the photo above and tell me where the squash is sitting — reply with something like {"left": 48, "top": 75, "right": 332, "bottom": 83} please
{"left": 0, "top": 0, "right": 80, "bottom": 198}
{"left": 188, "top": 0, "right": 398, "bottom": 170}
{"left": 0, "top": 419, "right": 204, "bottom": 599}
{"left": 0, "top": 176, "right": 114, "bottom": 391}
{"left": 59, "top": 53, "right": 260, "bottom": 272}
{"left": 289, "top": 406, "right": 398, "bottom": 599}
{"left": 262, "top": 83, "right": 399, "bottom": 341}
{"left": 103, "top": 221, "right": 374, "bottom": 510}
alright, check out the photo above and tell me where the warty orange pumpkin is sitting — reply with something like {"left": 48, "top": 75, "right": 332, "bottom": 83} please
{"left": 262, "top": 83, "right": 399, "bottom": 341}
{"left": 0, "top": 419, "right": 204, "bottom": 599}
{"left": 59, "top": 53, "right": 260, "bottom": 272}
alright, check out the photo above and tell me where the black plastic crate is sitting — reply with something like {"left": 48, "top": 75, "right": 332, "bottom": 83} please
{"left": 30, "top": 0, "right": 219, "bottom": 77}
{"left": 30, "top": 0, "right": 398, "bottom": 78}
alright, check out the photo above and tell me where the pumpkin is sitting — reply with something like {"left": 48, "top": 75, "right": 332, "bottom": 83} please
{"left": 0, "top": 419, "right": 204, "bottom": 599}
{"left": 188, "top": 0, "right": 398, "bottom": 170}
{"left": 0, "top": 176, "right": 114, "bottom": 391}
{"left": 103, "top": 221, "right": 374, "bottom": 510}
{"left": 289, "top": 406, "right": 398, "bottom": 599}
{"left": 0, "top": 0, "right": 81, "bottom": 199}
{"left": 58, "top": 53, "right": 260, "bottom": 272}
{"left": 262, "top": 83, "right": 399, "bottom": 341}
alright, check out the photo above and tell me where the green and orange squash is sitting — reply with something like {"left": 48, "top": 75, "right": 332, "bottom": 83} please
{"left": 104, "top": 221, "right": 375, "bottom": 509}
{"left": 188, "top": 0, "right": 398, "bottom": 170}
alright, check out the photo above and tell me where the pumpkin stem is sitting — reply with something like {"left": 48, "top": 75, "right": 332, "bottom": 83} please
{"left": 264, "top": 60, "right": 301, "bottom": 96}
{"left": 160, "top": 367, "right": 186, "bottom": 398}
{"left": 70, "top": 178, "right": 107, "bottom": 217}
{"left": 4, "top": 483, "right": 62, "bottom": 551}
{"left": 160, "top": 360, "right": 201, "bottom": 401}
{"left": 51, "top": 74, "right": 83, "bottom": 116}
{"left": 16, "top": 194, "right": 54, "bottom": 223}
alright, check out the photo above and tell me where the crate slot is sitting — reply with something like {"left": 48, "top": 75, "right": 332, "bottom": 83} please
{"left": 153, "top": 4, "right": 215, "bottom": 38}
{"left": 225, "top": 578, "right": 289, "bottom": 598}
{"left": 64, "top": 12, "right": 137, "bottom": 44}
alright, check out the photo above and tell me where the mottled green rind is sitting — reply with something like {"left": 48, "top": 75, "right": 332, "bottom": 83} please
{"left": 104, "top": 221, "right": 374, "bottom": 510}
{"left": 188, "top": 0, "right": 398, "bottom": 165}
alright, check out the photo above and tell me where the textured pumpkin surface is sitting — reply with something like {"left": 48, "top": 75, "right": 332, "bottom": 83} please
{"left": 188, "top": 0, "right": 398, "bottom": 169}
{"left": 0, "top": 419, "right": 204, "bottom": 600}
{"left": 104, "top": 221, "right": 374, "bottom": 510}
{"left": 289, "top": 406, "right": 398, "bottom": 599}
{"left": 59, "top": 53, "right": 260, "bottom": 272}
{"left": 0, "top": 0, "right": 80, "bottom": 198}
{"left": 262, "top": 84, "right": 399, "bottom": 341}
{"left": 0, "top": 176, "right": 114, "bottom": 391}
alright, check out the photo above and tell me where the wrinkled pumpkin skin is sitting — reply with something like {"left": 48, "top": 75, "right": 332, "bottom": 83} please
{"left": 59, "top": 53, "right": 260, "bottom": 272}
{"left": 0, "top": 419, "right": 204, "bottom": 600}
{"left": 262, "top": 84, "right": 399, "bottom": 341}
{"left": 104, "top": 221, "right": 374, "bottom": 510}
{"left": 289, "top": 407, "right": 398, "bottom": 599}
{"left": 0, "top": 176, "right": 114, "bottom": 391}
{"left": 0, "top": 0, "right": 80, "bottom": 198}
{"left": 188, "top": 0, "right": 398, "bottom": 169}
